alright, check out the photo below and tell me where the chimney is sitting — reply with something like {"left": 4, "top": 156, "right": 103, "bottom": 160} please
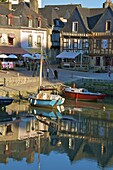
{"left": 30, "top": 0, "right": 38, "bottom": 13}
{"left": 0, "top": 1, "right": 12, "bottom": 11}
{"left": 103, "top": 0, "right": 113, "bottom": 8}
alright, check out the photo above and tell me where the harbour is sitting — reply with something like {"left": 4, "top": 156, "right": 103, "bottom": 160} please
{"left": 0, "top": 99, "right": 113, "bottom": 170}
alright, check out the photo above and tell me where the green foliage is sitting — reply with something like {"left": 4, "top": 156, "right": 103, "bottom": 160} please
{"left": 0, "top": 0, "right": 7, "bottom": 2}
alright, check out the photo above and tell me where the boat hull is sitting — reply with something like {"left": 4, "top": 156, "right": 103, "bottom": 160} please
{"left": 28, "top": 93, "right": 65, "bottom": 108}
{"left": 0, "top": 97, "right": 14, "bottom": 107}
{"left": 29, "top": 97, "right": 57, "bottom": 108}
{"left": 64, "top": 90, "right": 106, "bottom": 102}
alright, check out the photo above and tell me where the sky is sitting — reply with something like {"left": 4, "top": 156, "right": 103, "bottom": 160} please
{"left": 42, "top": 0, "right": 106, "bottom": 8}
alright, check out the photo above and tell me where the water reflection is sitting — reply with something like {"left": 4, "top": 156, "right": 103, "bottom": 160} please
{"left": 0, "top": 100, "right": 113, "bottom": 169}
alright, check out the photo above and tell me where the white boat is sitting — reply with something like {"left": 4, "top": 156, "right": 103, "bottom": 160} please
{"left": 28, "top": 46, "right": 65, "bottom": 108}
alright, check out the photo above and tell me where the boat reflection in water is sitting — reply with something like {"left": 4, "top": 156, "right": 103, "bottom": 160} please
{"left": 0, "top": 103, "right": 113, "bottom": 170}
{"left": 29, "top": 106, "right": 63, "bottom": 120}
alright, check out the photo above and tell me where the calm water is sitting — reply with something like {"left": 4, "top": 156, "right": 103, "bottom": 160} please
{"left": 0, "top": 98, "right": 113, "bottom": 170}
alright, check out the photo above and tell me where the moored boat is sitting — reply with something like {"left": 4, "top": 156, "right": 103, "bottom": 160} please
{"left": 0, "top": 96, "right": 14, "bottom": 107}
{"left": 28, "top": 45, "right": 65, "bottom": 108}
{"left": 63, "top": 86, "right": 106, "bottom": 102}
{"left": 28, "top": 92, "right": 65, "bottom": 108}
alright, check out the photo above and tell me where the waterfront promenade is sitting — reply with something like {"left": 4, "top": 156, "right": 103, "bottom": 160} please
{"left": 0, "top": 66, "right": 113, "bottom": 99}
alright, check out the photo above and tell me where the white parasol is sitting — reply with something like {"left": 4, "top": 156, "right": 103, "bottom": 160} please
{"left": 0, "top": 54, "right": 8, "bottom": 58}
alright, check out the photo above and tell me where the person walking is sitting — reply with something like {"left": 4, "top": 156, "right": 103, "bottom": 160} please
{"left": 108, "top": 69, "right": 111, "bottom": 78}
{"left": 46, "top": 68, "right": 50, "bottom": 79}
{"left": 54, "top": 69, "right": 58, "bottom": 79}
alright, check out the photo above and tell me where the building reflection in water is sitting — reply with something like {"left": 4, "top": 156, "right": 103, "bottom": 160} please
{"left": 0, "top": 103, "right": 113, "bottom": 169}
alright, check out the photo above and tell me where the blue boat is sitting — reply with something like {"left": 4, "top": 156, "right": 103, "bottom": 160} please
{"left": 28, "top": 92, "right": 65, "bottom": 108}
{"left": 28, "top": 48, "right": 65, "bottom": 108}
{"left": 0, "top": 96, "right": 13, "bottom": 108}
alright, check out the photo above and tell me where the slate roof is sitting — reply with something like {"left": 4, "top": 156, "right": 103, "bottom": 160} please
{"left": 39, "top": 4, "right": 81, "bottom": 26}
{"left": 39, "top": 7, "right": 59, "bottom": 26}
{"left": 78, "top": 7, "right": 106, "bottom": 31}
{"left": 62, "top": 6, "right": 107, "bottom": 33}
{"left": 0, "top": 4, "right": 12, "bottom": 15}
{"left": 44, "top": 4, "right": 81, "bottom": 18}
{"left": 12, "top": 2, "right": 47, "bottom": 28}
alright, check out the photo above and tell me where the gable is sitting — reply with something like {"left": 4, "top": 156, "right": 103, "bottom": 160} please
{"left": 87, "top": 14, "right": 103, "bottom": 30}
{"left": 92, "top": 7, "right": 113, "bottom": 32}
{"left": 62, "top": 7, "right": 87, "bottom": 33}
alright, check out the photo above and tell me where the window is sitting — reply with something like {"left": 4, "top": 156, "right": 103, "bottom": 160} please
{"left": 106, "top": 20, "right": 111, "bottom": 31}
{"left": 8, "top": 34, "right": 15, "bottom": 45}
{"left": 74, "top": 39, "right": 77, "bottom": 48}
{"left": 8, "top": 14, "right": 14, "bottom": 26}
{"left": 38, "top": 20, "right": 41, "bottom": 27}
{"left": 69, "top": 39, "right": 73, "bottom": 49}
{"left": 96, "top": 57, "right": 100, "bottom": 66}
{"left": 102, "top": 39, "right": 108, "bottom": 49}
{"left": 63, "top": 38, "right": 69, "bottom": 49}
{"left": 28, "top": 19, "right": 33, "bottom": 27}
{"left": 83, "top": 39, "right": 89, "bottom": 48}
{"left": 28, "top": 35, "right": 32, "bottom": 47}
{"left": 72, "top": 22, "right": 78, "bottom": 32}
{"left": 8, "top": 37, "right": 13, "bottom": 45}
{"left": 37, "top": 36, "right": 41, "bottom": 47}
{"left": 96, "top": 39, "right": 101, "bottom": 49}
{"left": 26, "top": 122, "right": 30, "bottom": 132}
{"left": 111, "top": 40, "right": 113, "bottom": 49}
{"left": 37, "top": 17, "right": 42, "bottom": 27}
{"left": 27, "top": 16, "right": 33, "bottom": 27}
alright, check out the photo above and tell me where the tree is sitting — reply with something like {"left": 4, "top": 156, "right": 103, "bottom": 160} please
{"left": 0, "top": 0, "right": 7, "bottom": 2}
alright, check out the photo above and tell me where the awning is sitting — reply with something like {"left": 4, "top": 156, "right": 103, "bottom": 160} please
{"left": 0, "top": 46, "right": 29, "bottom": 55}
{"left": 56, "top": 51, "right": 81, "bottom": 59}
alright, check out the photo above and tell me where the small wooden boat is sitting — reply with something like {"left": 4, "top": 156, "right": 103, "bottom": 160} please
{"left": 28, "top": 45, "right": 65, "bottom": 108}
{"left": 0, "top": 96, "right": 13, "bottom": 107}
{"left": 28, "top": 92, "right": 65, "bottom": 108}
{"left": 63, "top": 86, "right": 106, "bottom": 102}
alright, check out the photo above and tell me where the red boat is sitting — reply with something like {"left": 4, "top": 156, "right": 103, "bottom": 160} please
{"left": 63, "top": 87, "right": 106, "bottom": 102}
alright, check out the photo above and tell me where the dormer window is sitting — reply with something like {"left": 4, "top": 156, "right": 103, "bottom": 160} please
{"left": 28, "top": 19, "right": 33, "bottom": 27}
{"left": 72, "top": 22, "right": 78, "bottom": 32}
{"left": 106, "top": 20, "right": 111, "bottom": 32}
{"left": 8, "top": 14, "right": 14, "bottom": 26}
{"left": 37, "top": 17, "right": 42, "bottom": 28}
{"left": 27, "top": 15, "right": 33, "bottom": 27}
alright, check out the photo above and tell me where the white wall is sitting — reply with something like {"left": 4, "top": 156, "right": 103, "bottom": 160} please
{"left": 20, "top": 29, "right": 47, "bottom": 51}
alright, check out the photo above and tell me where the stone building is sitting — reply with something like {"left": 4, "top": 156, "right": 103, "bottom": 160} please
{"left": 0, "top": 1, "right": 47, "bottom": 57}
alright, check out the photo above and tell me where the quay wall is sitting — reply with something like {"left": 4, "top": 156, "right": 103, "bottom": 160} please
{"left": 0, "top": 75, "right": 113, "bottom": 100}
{"left": 0, "top": 76, "right": 63, "bottom": 99}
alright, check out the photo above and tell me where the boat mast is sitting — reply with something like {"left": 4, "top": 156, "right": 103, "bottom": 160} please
{"left": 39, "top": 39, "right": 43, "bottom": 89}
